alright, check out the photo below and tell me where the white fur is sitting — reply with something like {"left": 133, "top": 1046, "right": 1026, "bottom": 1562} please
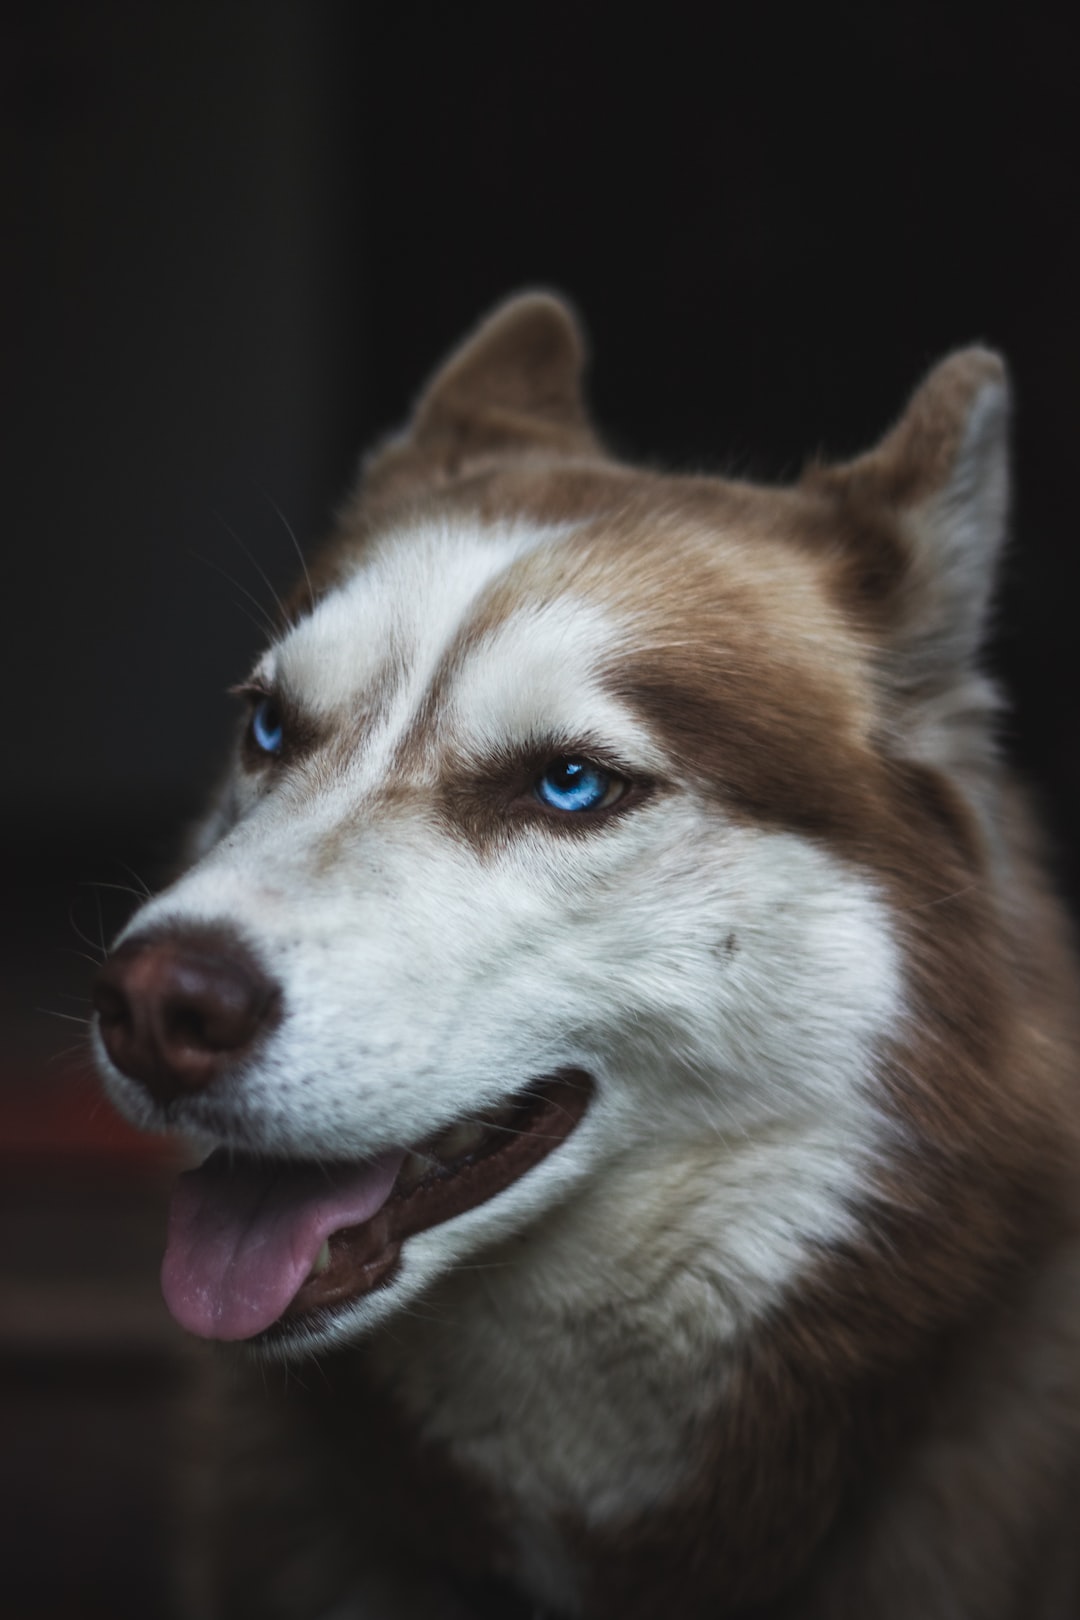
{"left": 95, "top": 518, "right": 904, "bottom": 1589}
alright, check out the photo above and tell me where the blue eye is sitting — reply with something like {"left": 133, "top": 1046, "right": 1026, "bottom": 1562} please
{"left": 250, "top": 696, "right": 284, "bottom": 755}
{"left": 535, "top": 757, "right": 620, "bottom": 813}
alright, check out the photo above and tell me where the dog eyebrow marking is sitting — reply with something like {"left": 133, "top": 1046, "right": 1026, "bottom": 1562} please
{"left": 431, "top": 599, "right": 660, "bottom": 766}
{"left": 247, "top": 504, "right": 889, "bottom": 885}
{"left": 266, "top": 520, "right": 653, "bottom": 807}
{"left": 274, "top": 520, "right": 568, "bottom": 738}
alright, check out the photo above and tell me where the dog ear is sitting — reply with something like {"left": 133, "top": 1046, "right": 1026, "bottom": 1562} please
{"left": 359, "top": 292, "right": 603, "bottom": 505}
{"left": 806, "top": 348, "right": 1010, "bottom": 682}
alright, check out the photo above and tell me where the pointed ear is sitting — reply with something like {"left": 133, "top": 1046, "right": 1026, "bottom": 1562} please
{"left": 807, "top": 348, "right": 1010, "bottom": 680}
{"left": 360, "top": 292, "right": 603, "bottom": 504}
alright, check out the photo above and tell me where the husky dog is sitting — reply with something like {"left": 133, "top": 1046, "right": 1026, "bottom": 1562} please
{"left": 93, "top": 295, "right": 1080, "bottom": 1618}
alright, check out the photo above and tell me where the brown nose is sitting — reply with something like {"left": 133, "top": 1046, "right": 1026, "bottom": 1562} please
{"left": 93, "top": 928, "right": 280, "bottom": 1104}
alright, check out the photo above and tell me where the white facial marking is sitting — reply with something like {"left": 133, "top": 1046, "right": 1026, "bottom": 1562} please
{"left": 97, "top": 516, "right": 904, "bottom": 1567}
{"left": 275, "top": 521, "right": 583, "bottom": 782}
{"left": 443, "top": 595, "right": 665, "bottom": 773}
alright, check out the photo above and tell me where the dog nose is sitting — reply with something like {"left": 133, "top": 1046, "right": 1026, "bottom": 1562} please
{"left": 93, "top": 928, "right": 280, "bottom": 1104}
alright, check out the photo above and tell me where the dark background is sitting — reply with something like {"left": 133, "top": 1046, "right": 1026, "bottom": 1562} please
{"left": 8, "top": 3, "right": 1080, "bottom": 991}
{"left": 3, "top": 3, "right": 1079, "bottom": 1612}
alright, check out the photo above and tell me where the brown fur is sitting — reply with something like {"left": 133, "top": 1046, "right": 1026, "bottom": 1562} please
{"left": 178, "top": 295, "right": 1080, "bottom": 1618}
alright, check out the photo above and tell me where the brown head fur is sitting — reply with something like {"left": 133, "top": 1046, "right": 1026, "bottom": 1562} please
{"left": 231, "top": 296, "right": 1080, "bottom": 1617}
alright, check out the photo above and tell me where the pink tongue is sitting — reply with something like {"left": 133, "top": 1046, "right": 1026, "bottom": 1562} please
{"left": 161, "top": 1148, "right": 405, "bottom": 1340}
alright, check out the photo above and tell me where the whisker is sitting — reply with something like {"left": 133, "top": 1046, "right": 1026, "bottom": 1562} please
{"left": 38, "top": 1007, "right": 93, "bottom": 1027}
{"left": 92, "top": 885, "right": 107, "bottom": 959}
{"left": 464, "top": 1116, "right": 540, "bottom": 1140}
{"left": 188, "top": 546, "right": 279, "bottom": 642}
{"left": 448, "top": 1259, "right": 518, "bottom": 1273}
{"left": 900, "top": 881, "right": 981, "bottom": 914}
{"left": 110, "top": 857, "right": 153, "bottom": 901}
{"left": 257, "top": 485, "right": 315, "bottom": 619}
{"left": 68, "top": 905, "right": 106, "bottom": 963}
{"left": 216, "top": 513, "right": 293, "bottom": 633}
{"left": 303, "top": 1354, "right": 335, "bottom": 1393}
{"left": 396, "top": 1298, "right": 456, "bottom": 1327}
{"left": 47, "top": 1042, "right": 93, "bottom": 1068}
{"left": 82, "top": 1088, "right": 108, "bottom": 1123}
{"left": 79, "top": 878, "right": 150, "bottom": 905}
{"left": 232, "top": 596, "right": 279, "bottom": 640}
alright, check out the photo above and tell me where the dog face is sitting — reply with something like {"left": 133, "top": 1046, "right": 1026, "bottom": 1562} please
{"left": 93, "top": 295, "right": 1010, "bottom": 1361}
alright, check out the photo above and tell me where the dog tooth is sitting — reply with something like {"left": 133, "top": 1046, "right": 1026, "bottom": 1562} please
{"left": 308, "top": 1240, "right": 331, "bottom": 1279}
{"left": 436, "top": 1121, "right": 486, "bottom": 1162}
{"left": 398, "top": 1151, "right": 430, "bottom": 1190}
{"left": 485, "top": 1101, "right": 517, "bottom": 1127}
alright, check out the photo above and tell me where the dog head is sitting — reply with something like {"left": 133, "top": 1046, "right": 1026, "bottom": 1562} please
{"left": 93, "top": 294, "right": 1016, "bottom": 1359}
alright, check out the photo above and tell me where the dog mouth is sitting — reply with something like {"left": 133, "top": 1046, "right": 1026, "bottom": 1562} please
{"left": 160, "top": 1070, "right": 592, "bottom": 1343}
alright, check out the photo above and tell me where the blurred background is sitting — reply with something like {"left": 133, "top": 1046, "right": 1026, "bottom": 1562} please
{"left": 4, "top": 3, "right": 1079, "bottom": 1613}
